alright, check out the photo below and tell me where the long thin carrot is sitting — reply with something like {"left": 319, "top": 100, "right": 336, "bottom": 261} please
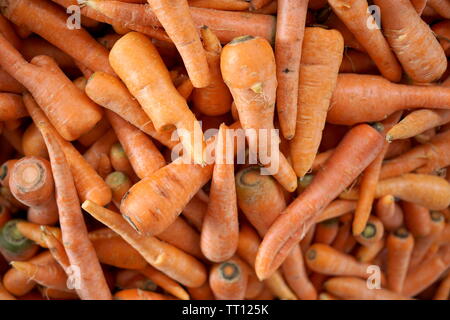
{"left": 374, "top": 0, "right": 447, "bottom": 83}
{"left": 23, "top": 94, "right": 111, "bottom": 206}
{"left": 328, "top": 74, "right": 450, "bottom": 125}
{"left": 106, "top": 111, "right": 166, "bottom": 179}
{"left": 109, "top": 32, "right": 205, "bottom": 164}
{"left": 1, "top": 0, "right": 113, "bottom": 74}
{"left": 255, "top": 124, "right": 384, "bottom": 280}
{"left": 139, "top": 265, "right": 190, "bottom": 300}
{"left": 290, "top": 27, "right": 344, "bottom": 177}
{"left": 201, "top": 124, "right": 238, "bottom": 262}
{"left": 209, "top": 257, "right": 248, "bottom": 300}
{"left": 275, "top": 0, "right": 308, "bottom": 140}
{"left": 386, "top": 227, "right": 414, "bottom": 293}
{"left": 82, "top": 200, "right": 207, "bottom": 288}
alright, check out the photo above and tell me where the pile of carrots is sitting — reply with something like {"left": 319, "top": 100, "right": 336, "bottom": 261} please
{"left": 0, "top": 0, "right": 449, "bottom": 301}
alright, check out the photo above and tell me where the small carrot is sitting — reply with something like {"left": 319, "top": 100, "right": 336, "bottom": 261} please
{"left": 0, "top": 93, "right": 27, "bottom": 122}
{"left": 402, "top": 202, "right": 432, "bottom": 238}
{"left": 0, "top": 219, "right": 38, "bottom": 262}
{"left": 386, "top": 227, "right": 415, "bottom": 293}
{"left": 192, "top": 27, "right": 232, "bottom": 116}
{"left": 82, "top": 200, "right": 207, "bottom": 288}
{"left": 375, "top": 196, "right": 404, "bottom": 231}
{"left": 325, "top": 277, "right": 411, "bottom": 300}
{"left": 106, "top": 110, "right": 166, "bottom": 179}
{"left": 409, "top": 211, "right": 445, "bottom": 268}
{"left": 24, "top": 94, "right": 111, "bottom": 206}
{"left": 22, "top": 123, "right": 48, "bottom": 160}
{"left": 201, "top": 124, "right": 238, "bottom": 262}
{"left": 114, "top": 289, "right": 175, "bottom": 300}
{"left": 274, "top": 0, "right": 308, "bottom": 139}
{"left": 139, "top": 265, "right": 190, "bottom": 300}
{"left": 356, "top": 238, "right": 385, "bottom": 263}
{"left": 290, "top": 27, "right": 344, "bottom": 177}
{"left": 209, "top": 257, "right": 248, "bottom": 300}
{"left": 255, "top": 124, "right": 384, "bottom": 280}
{"left": 314, "top": 219, "right": 340, "bottom": 245}
{"left": 109, "top": 32, "right": 205, "bottom": 164}
{"left": 328, "top": 0, "right": 402, "bottom": 82}
{"left": 83, "top": 129, "right": 117, "bottom": 172}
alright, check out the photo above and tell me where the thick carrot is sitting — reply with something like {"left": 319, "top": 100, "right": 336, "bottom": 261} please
{"left": 201, "top": 124, "right": 238, "bottom": 262}
{"left": 209, "top": 257, "right": 248, "bottom": 300}
{"left": 275, "top": 0, "right": 308, "bottom": 140}
{"left": 409, "top": 211, "right": 445, "bottom": 268}
{"left": 189, "top": 0, "right": 249, "bottom": 10}
{"left": 0, "top": 219, "right": 38, "bottom": 262}
{"left": 325, "top": 277, "right": 411, "bottom": 300}
{"left": 386, "top": 227, "right": 414, "bottom": 293}
{"left": 427, "top": 0, "right": 450, "bottom": 18}
{"left": 106, "top": 111, "right": 166, "bottom": 179}
{"left": 0, "top": 93, "right": 27, "bottom": 122}
{"left": 328, "top": 0, "right": 402, "bottom": 82}
{"left": 82, "top": 200, "right": 207, "bottom": 288}
{"left": 139, "top": 265, "right": 190, "bottom": 300}
{"left": 109, "top": 32, "right": 205, "bottom": 164}
{"left": 290, "top": 27, "right": 344, "bottom": 177}
{"left": 402, "top": 202, "right": 432, "bottom": 237}
{"left": 0, "top": 0, "right": 113, "bottom": 74}
{"left": 192, "top": 27, "right": 232, "bottom": 116}
{"left": 374, "top": 0, "right": 447, "bottom": 83}
{"left": 114, "top": 289, "right": 175, "bottom": 300}
{"left": 84, "top": 1, "right": 276, "bottom": 44}
{"left": 327, "top": 74, "right": 450, "bottom": 125}
{"left": 23, "top": 94, "right": 111, "bottom": 206}
{"left": 22, "top": 123, "right": 48, "bottom": 160}
{"left": 255, "top": 124, "right": 384, "bottom": 279}
{"left": 83, "top": 129, "right": 117, "bottom": 172}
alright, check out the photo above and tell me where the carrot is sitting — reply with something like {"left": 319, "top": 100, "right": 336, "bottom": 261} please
{"left": 188, "top": 0, "right": 249, "bottom": 10}
{"left": 328, "top": 74, "right": 450, "bottom": 125}
{"left": 305, "top": 243, "right": 374, "bottom": 279}
{"left": 375, "top": 196, "right": 404, "bottom": 231}
{"left": 106, "top": 111, "right": 166, "bottom": 179}
{"left": 0, "top": 219, "right": 38, "bottom": 262}
{"left": 1, "top": 0, "right": 113, "bottom": 74}
{"left": 354, "top": 215, "right": 384, "bottom": 247}
{"left": 325, "top": 277, "right": 411, "bottom": 300}
{"left": 274, "top": 0, "right": 308, "bottom": 140}
{"left": 139, "top": 265, "right": 190, "bottom": 300}
{"left": 409, "top": 211, "right": 445, "bottom": 268}
{"left": 109, "top": 144, "right": 136, "bottom": 181}
{"left": 96, "top": 153, "right": 112, "bottom": 179}
{"left": 402, "top": 202, "right": 432, "bottom": 238}
{"left": 0, "top": 280, "right": 16, "bottom": 300}
{"left": 244, "top": 266, "right": 264, "bottom": 299}
{"left": 300, "top": 223, "right": 316, "bottom": 254}
{"left": 83, "top": 129, "right": 117, "bottom": 172}
{"left": 23, "top": 94, "right": 111, "bottom": 206}
{"left": 253, "top": 0, "right": 277, "bottom": 14}
{"left": 40, "top": 287, "right": 78, "bottom": 300}
{"left": 22, "top": 123, "right": 48, "bottom": 160}
{"left": 2, "top": 126, "right": 23, "bottom": 155}
{"left": 255, "top": 124, "right": 384, "bottom": 279}
{"left": 77, "top": 118, "right": 111, "bottom": 150}
{"left": 374, "top": 0, "right": 447, "bottom": 83}
{"left": 0, "top": 14, "right": 21, "bottom": 49}
{"left": 356, "top": 238, "right": 385, "bottom": 263}
{"left": 0, "top": 67, "right": 25, "bottom": 93}
{"left": 40, "top": 120, "right": 111, "bottom": 300}
{"left": 187, "top": 282, "right": 215, "bottom": 300}
{"left": 432, "top": 20, "right": 450, "bottom": 55}
{"left": 328, "top": 0, "right": 402, "bottom": 82}
{"left": 16, "top": 222, "right": 61, "bottom": 249}
{"left": 0, "top": 204, "right": 11, "bottom": 229}
{"left": 105, "top": 171, "right": 132, "bottom": 207}
{"left": 201, "top": 124, "right": 238, "bottom": 262}
{"left": 342, "top": 174, "right": 450, "bottom": 210}
{"left": 82, "top": 200, "right": 207, "bottom": 288}
{"left": 0, "top": 159, "right": 19, "bottom": 188}
{"left": 410, "top": 0, "right": 428, "bottom": 14}
{"left": 386, "top": 227, "right": 415, "bottom": 293}
{"left": 438, "top": 223, "right": 450, "bottom": 245}
{"left": 323, "top": 12, "right": 366, "bottom": 52}
{"left": 427, "top": 0, "right": 450, "bottom": 18}
{"left": 339, "top": 49, "right": 377, "bottom": 74}
{"left": 209, "top": 257, "right": 248, "bottom": 300}
{"left": 385, "top": 140, "right": 411, "bottom": 160}
{"left": 192, "top": 27, "right": 231, "bottom": 116}
{"left": 314, "top": 219, "right": 340, "bottom": 245}
{"left": 0, "top": 93, "right": 27, "bottom": 122}
{"left": 290, "top": 27, "right": 344, "bottom": 177}
{"left": 315, "top": 200, "right": 357, "bottom": 223}
{"left": 109, "top": 32, "right": 205, "bottom": 164}
{"left": 434, "top": 272, "right": 450, "bottom": 300}
{"left": 114, "top": 289, "right": 175, "bottom": 300}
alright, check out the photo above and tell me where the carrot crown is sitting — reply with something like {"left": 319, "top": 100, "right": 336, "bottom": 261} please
{"left": 306, "top": 248, "right": 317, "bottom": 261}
{"left": 219, "top": 261, "right": 241, "bottom": 282}
{"left": 105, "top": 171, "right": 130, "bottom": 191}
{"left": 361, "top": 222, "right": 377, "bottom": 239}
{"left": 393, "top": 227, "right": 410, "bottom": 239}
{"left": 430, "top": 211, "right": 444, "bottom": 223}
{"left": 0, "top": 219, "right": 34, "bottom": 254}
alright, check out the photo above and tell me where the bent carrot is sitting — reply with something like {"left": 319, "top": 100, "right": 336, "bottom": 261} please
{"left": 192, "top": 27, "right": 232, "bottom": 116}
{"left": 328, "top": 74, "right": 450, "bottom": 125}
{"left": 386, "top": 227, "right": 414, "bottom": 293}
{"left": 290, "top": 27, "right": 344, "bottom": 177}
{"left": 82, "top": 200, "right": 207, "bottom": 288}
{"left": 109, "top": 32, "right": 205, "bottom": 164}
{"left": 209, "top": 257, "right": 248, "bottom": 300}
{"left": 255, "top": 124, "right": 384, "bottom": 280}
{"left": 328, "top": 0, "right": 402, "bottom": 82}
{"left": 315, "top": 200, "right": 357, "bottom": 223}
{"left": 374, "top": 0, "right": 447, "bottom": 83}
{"left": 1, "top": 0, "right": 113, "bottom": 74}
{"left": 139, "top": 265, "right": 190, "bottom": 300}
{"left": 0, "top": 93, "right": 27, "bottom": 122}
{"left": 275, "top": 0, "right": 308, "bottom": 139}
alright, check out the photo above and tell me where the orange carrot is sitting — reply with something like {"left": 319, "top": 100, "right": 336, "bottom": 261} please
{"left": 1, "top": 0, "right": 113, "bottom": 74}
{"left": 0, "top": 14, "right": 21, "bottom": 49}
{"left": 434, "top": 272, "right": 450, "bottom": 300}
{"left": 256, "top": 124, "right": 384, "bottom": 279}
{"left": 275, "top": 0, "right": 308, "bottom": 140}
{"left": 189, "top": 0, "right": 250, "bottom": 10}
{"left": 77, "top": 118, "right": 111, "bottom": 149}
{"left": 414, "top": 128, "right": 436, "bottom": 145}
{"left": 201, "top": 124, "right": 238, "bottom": 262}
{"left": 83, "top": 129, "right": 117, "bottom": 172}
{"left": 386, "top": 227, "right": 414, "bottom": 293}
{"left": 314, "top": 219, "right": 340, "bottom": 245}
{"left": 290, "top": 27, "right": 344, "bottom": 177}
{"left": 374, "top": 0, "right": 447, "bottom": 83}
{"left": 339, "top": 49, "right": 378, "bottom": 74}
{"left": 315, "top": 200, "right": 357, "bottom": 223}
{"left": 109, "top": 32, "right": 205, "bottom": 164}
{"left": 0, "top": 280, "right": 16, "bottom": 300}
{"left": 432, "top": 20, "right": 450, "bottom": 55}
{"left": 325, "top": 277, "right": 411, "bottom": 300}
{"left": 356, "top": 238, "right": 385, "bottom": 263}
{"left": 82, "top": 200, "right": 207, "bottom": 288}
{"left": 402, "top": 202, "right": 432, "bottom": 237}
{"left": 22, "top": 123, "right": 48, "bottom": 160}
{"left": 106, "top": 111, "right": 166, "bottom": 179}
{"left": 105, "top": 171, "right": 133, "bottom": 207}
{"left": 410, "top": 0, "right": 428, "bottom": 14}
{"left": 109, "top": 144, "right": 136, "bottom": 182}
{"left": 327, "top": 74, "right": 450, "bottom": 125}
{"left": 187, "top": 282, "right": 215, "bottom": 300}
{"left": 0, "top": 159, "right": 19, "bottom": 188}
{"left": 192, "top": 27, "right": 232, "bottom": 116}
{"left": 114, "top": 289, "right": 175, "bottom": 300}
{"left": 427, "top": 0, "right": 450, "bottom": 18}
{"left": 354, "top": 215, "right": 384, "bottom": 247}
{"left": 0, "top": 219, "right": 38, "bottom": 262}
{"left": 375, "top": 196, "right": 404, "bottom": 231}
{"left": 0, "top": 93, "right": 27, "bottom": 122}
{"left": 139, "top": 265, "right": 190, "bottom": 300}
{"left": 328, "top": 0, "right": 402, "bottom": 82}
{"left": 24, "top": 94, "right": 111, "bottom": 206}
{"left": 0, "top": 67, "right": 24, "bottom": 93}
{"left": 209, "top": 257, "right": 248, "bottom": 300}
